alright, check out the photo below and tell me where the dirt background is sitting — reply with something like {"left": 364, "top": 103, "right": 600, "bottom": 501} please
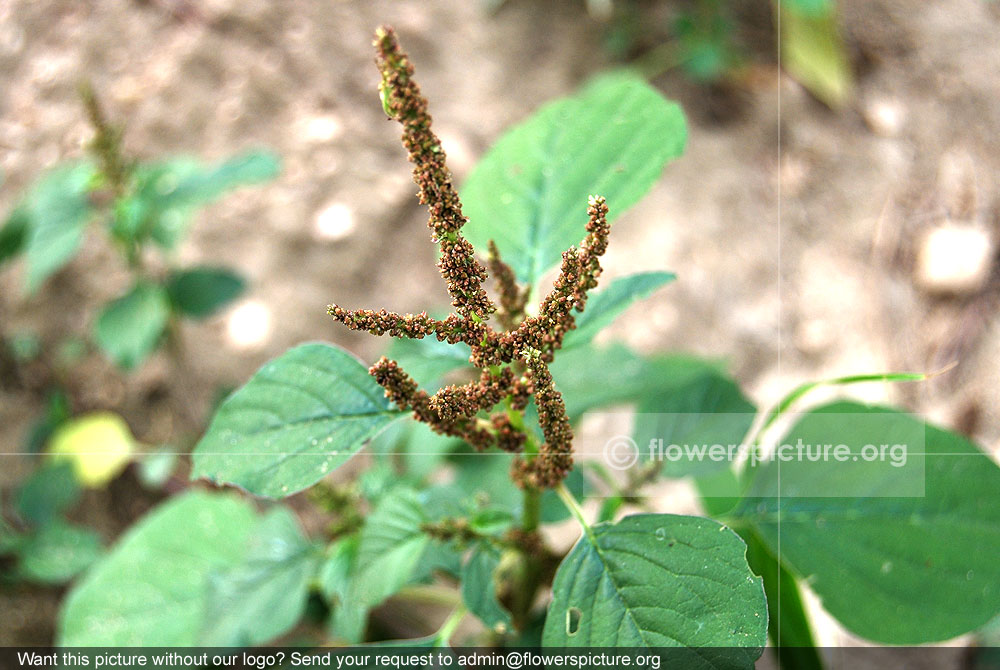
{"left": 1, "top": 0, "right": 999, "bottom": 653}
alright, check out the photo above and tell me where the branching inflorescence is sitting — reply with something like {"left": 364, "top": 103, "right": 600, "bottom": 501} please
{"left": 328, "top": 26, "right": 613, "bottom": 489}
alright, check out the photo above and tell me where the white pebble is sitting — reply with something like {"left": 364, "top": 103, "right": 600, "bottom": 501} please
{"left": 863, "top": 97, "right": 906, "bottom": 137}
{"left": 226, "top": 301, "right": 273, "bottom": 350}
{"left": 314, "top": 202, "right": 355, "bottom": 241}
{"left": 301, "top": 114, "right": 343, "bottom": 144}
{"left": 914, "top": 223, "right": 994, "bottom": 294}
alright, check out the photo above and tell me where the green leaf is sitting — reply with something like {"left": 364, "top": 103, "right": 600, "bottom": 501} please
{"left": 550, "top": 343, "right": 727, "bottom": 419}
{"left": 562, "top": 271, "right": 675, "bottom": 350}
{"left": 633, "top": 369, "right": 756, "bottom": 478}
{"left": 166, "top": 266, "right": 246, "bottom": 319}
{"left": 192, "top": 343, "right": 403, "bottom": 498}
{"left": 352, "top": 488, "right": 431, "bottom": 609}
{"left": 16, "top": 461, "right": 81, "bottom": 526}
{"left": 674, "top": 1, "right": 744, "bottom": 82}
{"left": 17, "top": 522, "right": 103, "bottom": 584}
{"left": 462, "top": 73, "right": 687, "bottom": 287}
{"left": 386, "top": 337, "right": 472, "bottom": 391}
{"left": 319, "top": 535, "right": 359, "bottom": 604}
{"left": 331, "top": 489, "right": 431, "bottom": 642}
{"left": 200, "top": 507, "right": 319, "bottom": 645}
{"left": 124, "top": 151, "right": 280, "bottom": 249}
{"left": 450, "top": 449, "right": 585, "bottom": 525}
{"left": 741, "top": 530, "right": 824, "bottom": 670}
{"left": 779, "top": 0, "right": 852, "bottom": 108}
{"left": 58, "top": 491, "right": 258, "bottom": 645}
{"left": 94, "top": 281, "right": 170, "bottom": 369}
{"left": 780, "top": 0, "right": 833, "bottom": 18}
{"left": 0, "top": 206, "right": 29, "bottom": 267}
{"left": 469, "top": 508, "right": 516, "bottom": 536}
{"left": 735, "top": 402, "right": 1000, "bottom": 643}
{"left": 461, "top": 543, "right": 513, "bottom": 630}
{"left": 543, "top": 514, "right": 766, "bottom": 666}
{"left": 23, "top": 162, "right": 97, "bottom": 291}
{"left": 323, "top": 537, "right": 367, "bottom": 643}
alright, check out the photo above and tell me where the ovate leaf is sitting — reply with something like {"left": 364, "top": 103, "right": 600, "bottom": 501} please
{"left": 462, "top": 74, "right": 687, "bottom": 287}
{"left": 166, "top": 266, "right": 246, "bottom": 319}
{"left": 94, "top": 281, "right": 171, "bottom": 369}
{"left": 58, "top": 491, "right": 257, "bottom": 645}
{"left": 543, "top": 514, "right": 766, "bottom": 668}
{"left": 200, "top": 507, "right": 320, "bottom": 645}
{"left": 23, "top": 162, "right": 98, "bottom": 291}
{"left": 562, "top": 271, "right": 676, "bottom": 350}
{"left": 549, "top": 343, "right": 727, "bottom": 419}
{"left": 736, "top": 402, "right": 1000, "bottom": 643}
{"left": 17, "top": 522, "right": 103, "bottom": 584}
{"left": 192, "top": 343, "right": 403, "bottom": 498}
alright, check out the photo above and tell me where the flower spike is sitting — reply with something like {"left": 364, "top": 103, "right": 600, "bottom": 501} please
{"left": 327, "top": 29, "right": 621, "bottom": 489}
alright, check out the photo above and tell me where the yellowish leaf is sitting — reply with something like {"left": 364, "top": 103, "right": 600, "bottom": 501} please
{"left": 48, "top": 413, "right": 134, "bottom": 487}
{"left": 779, "top": 1, "right": 853, "bottom": 108}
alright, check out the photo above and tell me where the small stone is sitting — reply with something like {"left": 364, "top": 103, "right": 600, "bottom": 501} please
{"left": 226, "top": 301, "right": 272, "bottom": 350}
{"left": 300, "top": 114, "right": 343, "bottom": 144}
{"left": 914, "top": 223, "right": 995, "bottom": 295}
{"left": 313, "top": 202, "right": 355, "bottom": 241}
{"left": 863, "top": 97, "right": 906, "bottom": 137}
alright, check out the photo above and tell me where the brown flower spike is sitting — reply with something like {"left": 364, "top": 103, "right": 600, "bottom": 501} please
{"left": 328, "top": 26, "right": 613, "bottom": 489}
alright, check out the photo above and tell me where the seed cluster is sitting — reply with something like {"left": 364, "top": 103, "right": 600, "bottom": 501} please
{"left": 328, "top": 27, "right": 615, "bottom": 489}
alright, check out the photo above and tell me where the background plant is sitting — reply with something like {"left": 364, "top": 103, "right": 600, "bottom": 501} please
{"left": 505, "top": 0, "right": 854, "bottom": 110}
{"left": 0, "top": 85, "right": 280, "bottom": 589}
{"left": 39, "top": 25, "right": 1000, "bottom": 668}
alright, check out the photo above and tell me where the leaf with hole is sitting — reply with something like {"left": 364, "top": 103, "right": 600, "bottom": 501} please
{"left": 543, "top": 514, "right": 766, "bottom": 668}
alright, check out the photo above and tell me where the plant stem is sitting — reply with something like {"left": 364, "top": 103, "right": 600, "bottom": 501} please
{"left": 522, "top": 488, "right": 541, "bottom": 532}
{"left": 397, "top": 584, "right": 463, "bottom": 608}
{"left": 556, "top": 481, "right": 593, "bottom": 540}
{"left": 435, "top": 604, "right": 467, "bottom": 645}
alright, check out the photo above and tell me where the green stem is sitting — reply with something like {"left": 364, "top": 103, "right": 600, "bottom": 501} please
{"left": 522, "top": 488, "right": 541, "bottom": 533}
{"left": 556, "top": 482, "right": 593, "bottom": 541}
{"left": 435, "top": 604, "right": 467, "bottom": 645}
{"left": 397, "top": 584, "right": 463, "bottom": 609}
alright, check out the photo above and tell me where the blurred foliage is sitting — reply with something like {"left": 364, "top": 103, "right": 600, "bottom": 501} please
{"left": 0, "top": 87, "right": 280, "bottom": 593}
{"left": 0, "top": 86, "right": 279, "bottom": 370}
